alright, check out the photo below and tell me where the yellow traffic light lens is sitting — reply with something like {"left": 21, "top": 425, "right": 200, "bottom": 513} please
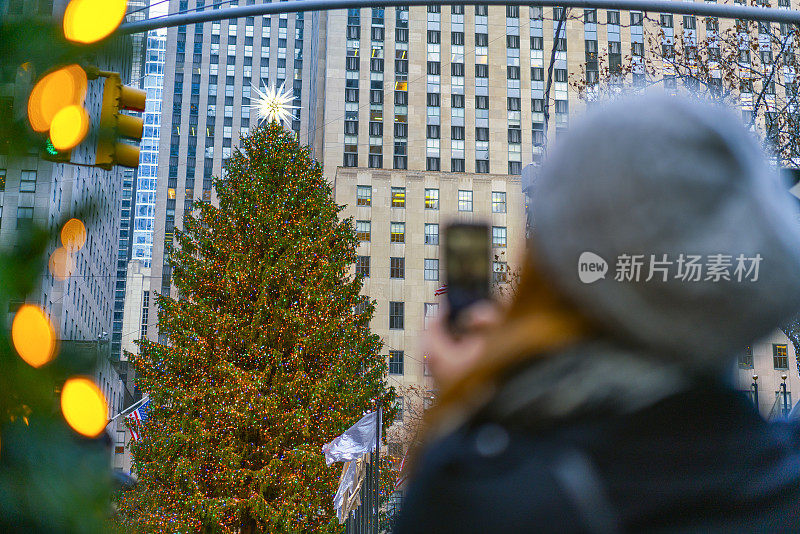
{"left": 63, "top": 0, "right": 128, "bottom": 44}
{"left": 27, "top": 64, "right": 87, "bottom": 132}
{"left": 11, "top": 305, "right": 56, "bottom": 368}
{"left": 61, "top": 218, "right": 87, "bottom": 252}
{"left": 50, "top": 105, "right": 90, "bottom": 150}
{"left": 61, "top": 377, "right": 108, "bottom": 438}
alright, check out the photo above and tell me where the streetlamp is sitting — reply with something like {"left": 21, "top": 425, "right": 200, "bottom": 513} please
{"left": 752, "top": 374, "right": 759, "bottom": 412}
{"left": 780, "top": 373, "right": 790, "bottom": 418}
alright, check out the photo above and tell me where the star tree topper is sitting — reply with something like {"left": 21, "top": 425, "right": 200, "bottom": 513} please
{"left": 252, "top": 81, "right": 298, "bottom": 126}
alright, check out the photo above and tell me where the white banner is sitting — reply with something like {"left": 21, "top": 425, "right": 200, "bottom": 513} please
{"left": 322, "top": 411, "right": 379, "bottom": 466}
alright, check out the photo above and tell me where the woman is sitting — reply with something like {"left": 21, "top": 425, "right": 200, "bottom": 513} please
{"left": 394, "top": 95, "right": 800, "bottom": 533}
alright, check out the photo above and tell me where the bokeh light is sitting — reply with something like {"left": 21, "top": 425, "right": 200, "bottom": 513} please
{"left": 49, "top": 105, "right": 90, "bottom": 150}
{"left": 49, "top": 247, "right": 75, "bottom": 281}
{"left": 61, "top": 377, "right": 108, "bottom": 437}
{"left": 63, "top": 0, "right": 128, "bottom": 44}
{"left": 11, "top": 305, "right": 56, "bottom": 368}
{"left": 27, "top": 64, "right": 87, "bottom": 132}
{"left": 61, "top": 218, "right": 87, "bottom": 252}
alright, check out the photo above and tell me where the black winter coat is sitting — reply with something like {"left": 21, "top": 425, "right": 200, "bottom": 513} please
{"left": 394, "top": 381, "right": 800, "bottom": 533}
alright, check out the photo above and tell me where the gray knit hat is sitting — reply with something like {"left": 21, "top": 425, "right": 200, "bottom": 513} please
{"left": 531, "top": 94, "right": 800, "bottom": 368}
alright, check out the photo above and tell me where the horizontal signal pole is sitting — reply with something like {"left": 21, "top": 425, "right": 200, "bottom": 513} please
{"left": 118, "top": 0, "right": 800, "bottom": 35}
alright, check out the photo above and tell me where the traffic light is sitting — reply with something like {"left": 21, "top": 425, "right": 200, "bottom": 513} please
{"left": 95, "top": 73, "right": 146, "bottom": 170}
{"left": 28, "top": 65, "right": 146, "bottom": 170}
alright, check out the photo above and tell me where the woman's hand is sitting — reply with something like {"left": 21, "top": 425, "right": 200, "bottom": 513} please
{"left": 422, "top": 302, "right": 502, "bottom": 391}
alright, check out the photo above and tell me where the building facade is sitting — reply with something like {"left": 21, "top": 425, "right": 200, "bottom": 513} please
{"left": 735, "top": 332, "right": 799, "bottom": 420}
{"left": 132, "top": 30, "right": 167, "bottom": 267}
{"left": 111, "top": 1, "right": 154, "bottom": 362}
{"left": 335, "top": 167, "right": 525, "bottom": 400}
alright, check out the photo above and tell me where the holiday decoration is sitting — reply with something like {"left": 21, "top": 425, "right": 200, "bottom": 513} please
{"left": 118, "top": 121, "right": 393, "bottom": 533}
{"left": 252, "top": 82, "right": 297, "bottom": 126}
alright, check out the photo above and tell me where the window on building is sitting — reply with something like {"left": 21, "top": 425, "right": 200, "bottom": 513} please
{"left": 356, "top": 220, "right": 371, "bottom": 241}
{"left": 390, "top": 222, "right": 405, "bottom": 243}
{"left": 20, "top": 170, "right": 36, "bottom": 192}
{"left": 774, "top": 344, "right": 789, "bottom": 370}
{"left": 425, "top": 188, "right": 439, "bottom": 209}
{"left": 140, "top": 291, "right": 150, "bottom": 340}
{"left": 390, "top": 257, "right": 405, "bottom": 279}
{"left": 354, "top": 297, "right": 369, "bottom": 315}
{"left": 356, "top": 255, "right": 370, "bottom": 277}
{"left": 492, "top": 226, "right": 507, "bottom": 248}
{"left": 394, "top": 398, "right": 404, "bottom": 421}
{"left": 389, "top": 301, "right": 404, "bottom": 329}
{"left": 389, "top": 350, "right": 404, "bottom": 374}
{"left": 492, "top": 191, "right": 507, "bottom": 213}
{"left": 424, "top": 258, "right": 439, "bottom": 281}
{"left": 458, "top": 190, "right": 473, "bottom": 211}
{"left": 16, "top": 206, "right": 33, "bottom": 226}
{"left": 0, "top": 169, "right": 5, "bottom": 191}
{"left": 392, "top": 186, "right": 406, "bottom": 207}
{"left": 739, "top": 346, "right": 753, "bottom": 369}
{"left": 357, "top": 185, "right": 372, "bottom": 206}
{"left": 493, "top": 261, "right": 508, "bottom": 284}
{"left": 424, "top": 302, "right": 439, "bottom": 329}
{"left": 424, "top": 223, "right": 439, "bottom": 245}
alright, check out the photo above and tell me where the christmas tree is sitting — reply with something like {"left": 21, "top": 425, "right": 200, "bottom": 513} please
{"left": 119, "top": 122, "right": 393, "bottom": 533}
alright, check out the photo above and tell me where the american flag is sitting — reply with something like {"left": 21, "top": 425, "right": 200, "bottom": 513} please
{"left": 125, "top": 400, "right": 150, "bottom": 442}
{"left": 434, "top": 284, "right": 448, "bottom": 296}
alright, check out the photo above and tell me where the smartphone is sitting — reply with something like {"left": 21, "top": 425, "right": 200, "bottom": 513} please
{"left": 443, "top": 223, "right": 491, "bottom": 332}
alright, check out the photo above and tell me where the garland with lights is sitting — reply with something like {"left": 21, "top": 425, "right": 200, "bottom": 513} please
{"left": 117, "top": 122, "right": 393, "bottom": 533}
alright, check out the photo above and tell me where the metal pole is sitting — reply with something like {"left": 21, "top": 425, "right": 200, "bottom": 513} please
{"left": 119, "top": 0, "right": 800, "bottom": 35}
{"left": 752, "top": 375, "right": 759, "bottom": 413}
{"left": 782, "top": 377, "right": 789, "bottom": 417}
{"left": 374, "top": 405, "right": 381, "bottom": 534}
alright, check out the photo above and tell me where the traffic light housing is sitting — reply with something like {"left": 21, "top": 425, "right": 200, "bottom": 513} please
{"left": 95, "top": 73, "right": 146, "bottom": 170}
{"left": 41, "top": 138, "right": 72, "bottom": 164}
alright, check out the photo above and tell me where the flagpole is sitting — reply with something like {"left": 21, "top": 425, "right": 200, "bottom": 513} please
{"left": 374, "top": 401, "right": 381, "bottom": 534}
{"left": 107, "top": 395, "right": 150, "bottom": 426}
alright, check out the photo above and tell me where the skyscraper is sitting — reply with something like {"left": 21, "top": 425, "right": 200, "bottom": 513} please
{"left": 111, "top": 1, "right": 154, "bottom": 363}
{"left": 116, "top": 29, "right": 167, "bottom": 413}
{"left": 131, "top": 30, "right": 167, "bottom": 267}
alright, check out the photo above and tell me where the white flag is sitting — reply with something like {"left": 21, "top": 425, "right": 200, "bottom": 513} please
{"left": 322, "top": 411, "right": 379, "bottom": 466}
{"left": 334, "top": 457, "right": 367, "bottom": 523}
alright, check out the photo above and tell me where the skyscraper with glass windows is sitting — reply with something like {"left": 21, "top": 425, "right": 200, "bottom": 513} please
{"left": 132, "top": 30, "right": 167, "bottom": 267}
{"left": 111, "top": 1, "right": 156, "bottom": 362}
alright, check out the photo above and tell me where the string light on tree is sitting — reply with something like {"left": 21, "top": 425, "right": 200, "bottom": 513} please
{"left": 117, "top": 122, "right": 395, "bottom": 532}
{"left": 252, "top": 81, "right": 297, "bottom": 126}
